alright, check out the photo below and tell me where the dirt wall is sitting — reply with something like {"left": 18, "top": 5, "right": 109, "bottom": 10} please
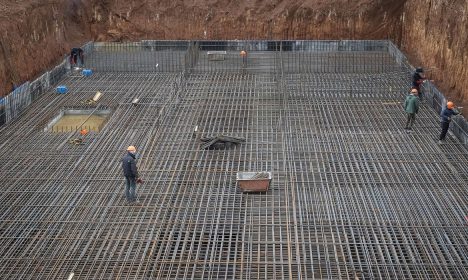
{"left": 401, "top": 0, "right": 468, "bottom": 110}
{"left": 92, "top": 0, "right": 404, "bottom": 41}
{"left": 0, "top": 0, "right": 91, "bottom": 95}
{"left": 0, "top": 0, "right": 467, "bottom": 109}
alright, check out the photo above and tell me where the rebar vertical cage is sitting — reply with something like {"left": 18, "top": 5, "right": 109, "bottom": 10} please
{"left": 0, "top": 41, "right": 467, "bottom": 279}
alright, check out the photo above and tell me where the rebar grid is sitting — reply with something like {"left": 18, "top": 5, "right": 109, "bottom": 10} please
{"left": 0, "top": 45, "right": 467, "bottom": 280}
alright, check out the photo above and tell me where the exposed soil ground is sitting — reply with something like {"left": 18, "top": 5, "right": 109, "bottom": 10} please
{"left": 0, "top": 0, "right": 466, "bottom": 111}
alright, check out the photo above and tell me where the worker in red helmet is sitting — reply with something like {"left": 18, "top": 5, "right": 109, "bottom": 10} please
{"left": 404, "top": 88, "right": 420, "bottom": 130}
{"left": 438, "top": 101, "right": 461, "bottom": 143}
{"left": 121, "top": 146, "right": 141, "bottom": 205}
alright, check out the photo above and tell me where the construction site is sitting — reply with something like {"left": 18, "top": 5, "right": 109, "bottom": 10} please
{"left": 0, "top": 39, "right": 467, "bottom": 279}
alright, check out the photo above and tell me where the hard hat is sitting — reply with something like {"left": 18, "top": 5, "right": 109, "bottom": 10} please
{"left": 411, "top": 88, "right": 418, "bottom": 94}
{"left": 416, "top": 67, "right": 424, "bottom": 73}
{"left": 127, "top": 145, "right": 136, "bottom": 151}
{"left": 80, "top": 129, "right": 88, "bottom": 136}
{"left": 447, "top": 101, "right": 455, "bottom": 109}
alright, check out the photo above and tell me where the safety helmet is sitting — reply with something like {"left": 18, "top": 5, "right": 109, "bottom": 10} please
{"left": 80, "top": 129, "right": 88, "bottom": 136}
{"left": 447, "top": 101, "right": 455, "bottom": 109}
{"left": 411, "top": 88, "right": 418, "bottom": 94}
{"left": 416, "top": 67, "right": 424, "bottom": 73}
{"left": 127, "top": 145, "right": 136, "bottom": 151}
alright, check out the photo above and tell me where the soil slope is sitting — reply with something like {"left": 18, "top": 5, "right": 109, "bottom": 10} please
{"left": 0, "top": 0, "right": 466, "bottom": 109}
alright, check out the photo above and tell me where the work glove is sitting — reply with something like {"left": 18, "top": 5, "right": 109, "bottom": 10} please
{"left": 136, "top": 178, "right": 143, "bottom": 184}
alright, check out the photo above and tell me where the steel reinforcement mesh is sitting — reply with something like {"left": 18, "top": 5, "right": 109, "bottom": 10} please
{"left": 0, "top": 43, "right": 467, "bottom": 280}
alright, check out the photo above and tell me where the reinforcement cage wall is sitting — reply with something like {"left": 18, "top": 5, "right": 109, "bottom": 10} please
{"left": 0, "top": 40, "right": 466, "bottom": 145}
{"left": 86, "top": 40, "right": 391, "bottom": 73}
{"left": 387, "top": 41, "right": 468, "bottom": 145}
{"left": 0, "top": 41, "right": 94, "bottom": 125}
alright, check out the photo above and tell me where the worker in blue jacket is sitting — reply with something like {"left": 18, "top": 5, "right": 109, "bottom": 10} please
{"left": 439, "top": 101, "right": 460, "bottom": 143}
{"left": 122, "top": 146, "right": 141, "bottom": 205}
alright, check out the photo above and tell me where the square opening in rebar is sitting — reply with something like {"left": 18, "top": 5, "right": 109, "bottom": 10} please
{"left": 45, "top": 108, "right": 111, "bottom": 133}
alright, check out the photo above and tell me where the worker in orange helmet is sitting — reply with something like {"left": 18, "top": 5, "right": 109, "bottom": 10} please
{"left": 404, "top": 88, "right": 420, "bottom": 130}
{"left": 438, "top": 101, "right": 461, "bottom": 143}
{"left": 121, "top": 146, "right": 142, "bottom": 205}
{"left": 240, "top": 50, "right": 247, "bottom": 74}
{"left": 80, "top": 129, "right": 88, "bottom": 136}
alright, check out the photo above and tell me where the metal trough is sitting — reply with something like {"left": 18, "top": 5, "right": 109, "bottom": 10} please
{"left": 236, "top": 172, "right": 272, "bottom": 192}
{"left": 207, "top": 51, "right": 227, "bottom": 61}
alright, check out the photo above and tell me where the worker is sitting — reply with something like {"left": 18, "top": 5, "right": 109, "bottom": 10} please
{"left": 0, "top": 106, "right": 4, "bottom": 126}
{"left": 240, "top": 50, "right": 247, "bottom": 74}
{"left": 403, "top": 88, "right": 420, "bottom": 130}
{"left": 412, "top": 67, "right": 426, "bottom": 98}
{"left": 70, "top": 47, "right": 84, "bottom": 69}
{"left": 439, "top": 101, "right": 460, "bottom": 143}
{"left": 121, "top": 146, "right": 141, "bottom": 205}
{"left": 80, "top": 128, "right": 88, "bottom": 138}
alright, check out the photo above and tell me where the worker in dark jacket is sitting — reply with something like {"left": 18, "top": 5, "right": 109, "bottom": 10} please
{"left": 412, "top": 67, "right": 425, "bottom": 91}
{"left": 122, "top": 146, "right": 140, "bottom": 205}
{"left": 439, "top": 102, "right": 460, "bottom": 143}
{"left": 70, "top": 47, "right": 84, "bottom": 69}
{"left": 404, "top": 88, "right": 420, "bottom": 130}
{"left": 412, "top": 67, "right": 428, "bottom": 100}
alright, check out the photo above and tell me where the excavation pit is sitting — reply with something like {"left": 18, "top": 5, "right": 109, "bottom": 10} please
{"left": 1, "top": 40, "right": 467, "bottom": 279}
{"left": 45, "top": 108, "right": 111, "bottom": 133}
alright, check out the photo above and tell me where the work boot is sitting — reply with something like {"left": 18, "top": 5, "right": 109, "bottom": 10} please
{"left": 438, "top": 140, "right": 444, "bottom": 144}
{"left": 133, "top": 200, "right": 142, "bottom": 206}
